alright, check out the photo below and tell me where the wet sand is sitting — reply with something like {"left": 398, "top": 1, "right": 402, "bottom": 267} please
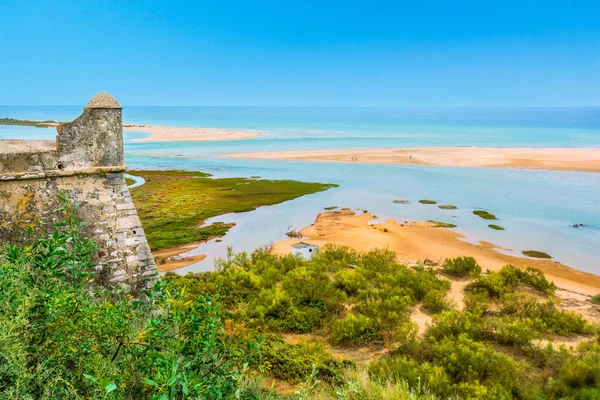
{"left": 125, "top": 124, "right": 260, "bottom": 142}
{"left": 226, "top": 147, "right": 600, "bottom": 173}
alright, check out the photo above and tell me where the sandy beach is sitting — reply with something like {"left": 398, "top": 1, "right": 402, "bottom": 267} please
{"left": 272, "top": 210, "right": 600, "bottom": 312}
{"left": 226, "top": 147, "right": 600, "bottom": 173}
{"left": 125, "top": 124, "right": 260, "bottom": 142}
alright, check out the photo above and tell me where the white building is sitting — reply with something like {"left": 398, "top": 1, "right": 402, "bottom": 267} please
{"left": 291, "top": 242, "right": 319, "bottom": 260}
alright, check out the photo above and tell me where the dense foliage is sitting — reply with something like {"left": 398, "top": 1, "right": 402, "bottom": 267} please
{"left": 2, "top": 199, "right": 600, "bottom": 399}
{"left": 0, "top": 199, "right": 259, "bottom": 399}
{"left": 167, "top": 246, "right": 600, "bottom": 400}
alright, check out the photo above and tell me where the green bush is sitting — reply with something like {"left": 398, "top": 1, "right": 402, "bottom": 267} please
{"left": 260, "top": 335, "right": 350, "bottom": 384}
{"left": 419, "top": 200, "right": 437, "bottom": 204}
{"left": 333, "top": 268, "right": 368, "bottom": 297}
{"left": 422, "top": 290, "right": 453, "bottom": 314}
{"left": 591, "top": 295, "right": 600, "bottom": 305}
{"left": 442, "top": 256, "right": 482, "bottom": 277}
{"left": 330, "top": 314, "right": 380, "bottom": 345}
{"left": 488, "top": 224, "right": 505, "bottom": 230}
{"left": 0, "top": 198, "right": 258, "bottom": 399}
{"left": 467, "top": 265, "right": 556, "bottom": 298}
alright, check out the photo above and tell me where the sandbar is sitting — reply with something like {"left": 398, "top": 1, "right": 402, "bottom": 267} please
{"left": 125, "top": 124, "right": 260, "bottom": 142}
{"left": 226, "top": 147, "right": 600, "bottom": 173}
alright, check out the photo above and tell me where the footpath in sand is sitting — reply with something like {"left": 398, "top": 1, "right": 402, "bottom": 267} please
{"left": 226, "top": 147, "right": 600, "bottom": 173}
{"left": 125, "top": 124, "right": 260, "bottom": 142}
{"left": 272, "top": 209, "right": 600, "bottom": 327}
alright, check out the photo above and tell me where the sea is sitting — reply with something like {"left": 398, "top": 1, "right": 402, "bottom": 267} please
{"left": 1, "top": 106, "right": 599, "bottom": 274}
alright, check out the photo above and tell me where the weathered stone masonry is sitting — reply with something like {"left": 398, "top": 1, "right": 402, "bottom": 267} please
{"left": 0, "top": 93, "right": 157, "bottom": 293}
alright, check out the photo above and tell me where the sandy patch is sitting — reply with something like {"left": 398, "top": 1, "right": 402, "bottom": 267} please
{"left": 153, "top": 244, "right": 206, "bottom": 272}
{"left": 125, "top": 124, "right": 260, "bottom": 142}
{"left": 226, "top": 147, "right": 600, "bottom": 173}
{"left": 272, "top": 209, "right": 600, "bottom": 303}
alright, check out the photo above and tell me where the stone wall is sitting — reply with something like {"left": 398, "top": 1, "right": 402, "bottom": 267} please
{"left": 0, "top": 93, "right": 157, "bottom": 294}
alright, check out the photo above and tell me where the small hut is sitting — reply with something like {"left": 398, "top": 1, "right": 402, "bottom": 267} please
{"left": 291, "top": 242, "right": 319, "bottom": 260}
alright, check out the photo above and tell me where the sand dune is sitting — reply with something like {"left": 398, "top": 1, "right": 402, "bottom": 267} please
{"left": 226, "top": 147, "right": 600, "bottom": 173}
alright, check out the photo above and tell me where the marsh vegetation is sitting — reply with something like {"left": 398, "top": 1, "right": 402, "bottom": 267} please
{"left": 128, "top": 170, "right": 337, "bottom": 251}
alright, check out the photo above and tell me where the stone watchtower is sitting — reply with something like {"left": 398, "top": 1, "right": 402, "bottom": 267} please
{"left": 0, "top": 93, "right": 157, "bottom": 293}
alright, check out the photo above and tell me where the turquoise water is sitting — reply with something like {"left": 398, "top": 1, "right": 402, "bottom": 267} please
{"left": 1, "top": 106, "right": 599, "bottom": 273}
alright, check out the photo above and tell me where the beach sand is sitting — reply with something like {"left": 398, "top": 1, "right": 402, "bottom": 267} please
{"left": 125, "top": 124, "right": 260, "bottom": 142}
{"left": 226, "top": 147, "right": 600, "bottom": 173}
{"left": 272, "top": 209, "right": 600, "bottom": 300}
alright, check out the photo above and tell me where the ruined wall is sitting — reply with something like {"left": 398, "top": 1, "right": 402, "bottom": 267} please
{"left": 0, "top": 93, "right": 157, "bottom": 293}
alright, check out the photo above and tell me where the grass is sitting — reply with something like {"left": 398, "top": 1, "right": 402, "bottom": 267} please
{"left": 438, "top": 205, "right": 457, "bottom": 209}
{"left": 473, "top": 210, "right": 497, "bottom": 220}
{"left": 522, "top": 250, "right": 552, "bottom": 259}
{"left": 488, "top": 224, "right": 505, "bottom": 230}
{"left": 125, "top": 177, "right": 136, "bottom": 187}
{"left": 0, "top": 117, "right": 57, "bottom": 128}
{"left": 427, "top": 220, "right": 457, "bottom": 228}
{"left": 419, "top": 200, "right": 437, "bottom": 204}
{"left": 128, "top": 170, "right": 338, "bottom": 251}
{"left": 590, "top": 295, "right": 600, "bottom": 305}
{"left": 324, "top": 206, "right": 338, "bottom": 210}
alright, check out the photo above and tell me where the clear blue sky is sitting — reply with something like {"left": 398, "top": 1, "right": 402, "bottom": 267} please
{"left": 1, "top": 0, "right": 599, "bottom": 106}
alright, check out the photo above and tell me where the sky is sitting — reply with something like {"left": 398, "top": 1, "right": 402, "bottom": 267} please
{"left": 0, "top": 0, "right": 599, "bottom": 106}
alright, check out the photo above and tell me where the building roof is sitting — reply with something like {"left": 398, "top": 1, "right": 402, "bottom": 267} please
{"left": 291, "top": 241, "right": 318, "bottom": 249}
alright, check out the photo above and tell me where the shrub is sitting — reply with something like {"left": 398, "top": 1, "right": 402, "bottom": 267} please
{"left": 419, "top": 200, "right": 437, "bottom": 204}
{"left": 422, "top": 290, "right": 453, "bottom": 314}
{"left": 260, "top": 335, "right": 350, "bottom": 384}
{"left": 467, "top": 265, "right": 556, "bottom": 298}
{"left": 442, "top": 256, "right": 481, "bottom": 277}
{"left": 488, "top": 224, "right": 505, "bottom": 230}
{"left": 333, "top": 268, "right": 368, "bottom": 297}
{"left": 0, "top": 198, "right": 258, "bottom": 399}
{"left": 330, "top": 314, "right": 380, "bottom": 345}
{"left": 591, "top": 295, "right": 600, "bottom": 305}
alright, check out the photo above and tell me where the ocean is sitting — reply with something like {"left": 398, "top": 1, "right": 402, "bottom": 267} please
{"left": 1, "top": 106, "right": 599, "bottom": 274}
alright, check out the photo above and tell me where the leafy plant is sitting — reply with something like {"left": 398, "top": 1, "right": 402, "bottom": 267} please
{"left": 442, "top": 256, "right": 481, "bottom": 277}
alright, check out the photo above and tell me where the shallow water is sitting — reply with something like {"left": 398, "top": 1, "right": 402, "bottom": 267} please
{"left": 1, "top": 106, "right": 599, "bottom": 274}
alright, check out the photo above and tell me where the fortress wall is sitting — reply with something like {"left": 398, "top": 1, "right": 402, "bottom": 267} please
{"left": 0, "top": 93, "right": 157, "bottom": 294}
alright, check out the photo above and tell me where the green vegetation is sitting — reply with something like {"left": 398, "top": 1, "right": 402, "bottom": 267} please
{"left": 128, "top": 170, "right": 337, "bottom": 250}
{"left": 427, "top": 220, "right": 457, "bottom": 228}
{"left": 2, "top": 199, "right": 599, "bottom": 399}
{"left": 125, "top": 177, "right": 136, "bottom": 186}
{"left": 488, "top": 224, "right": 505, "bottom": 230}
{"left": 442, "top": 256, "right": 481, "bottom": 277}
{"left": 324, "top": 206, "right": 338, "bottom": 210}
{"left": 419, "top": 199, "right": 437, "bottom": 204}
{"left": 438, "top": 205, "right": 457, "bottom": 209}
{"left": 473, "top": 210, "right": 497, "bottom": 220}
{"left": 0, "top": 198, "right": 260, "bottom": 399}
{"left": 522, "top": 250, "right": 552, "bottom": 259}
{"left": 0, "top": 117, "right": 57, "bottom": 127}
{"left": 591, "top": 295, "right": 600, "bottom": 305}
